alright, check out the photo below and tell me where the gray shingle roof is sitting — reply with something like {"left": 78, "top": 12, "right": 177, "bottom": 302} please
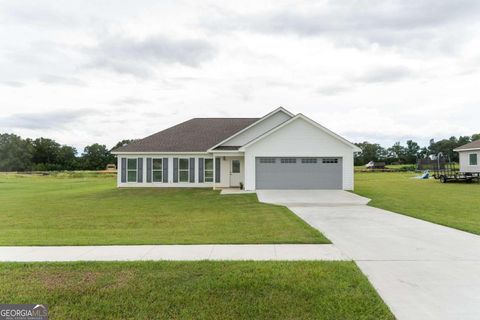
{"left": 454, "top": 139, "right": 480, "bottom": 151}
{"left": 113, "top": 118, "right": 259, "bottom": 152}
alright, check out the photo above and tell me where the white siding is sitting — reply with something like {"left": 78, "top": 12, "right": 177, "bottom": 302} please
{"left": 221, "top": 111, "right": 291, "bottom": 146}
{"left": 217, "top": 157, "right": 230, "bottom": 188}
{"left": 243, "top": 117, "right": 355, "bottom": 190}
{"left": 116, "top": 154, "right": 214, "bottom": 188}
{"left": 459, "top": 151, "right": 480, "bottom": 172}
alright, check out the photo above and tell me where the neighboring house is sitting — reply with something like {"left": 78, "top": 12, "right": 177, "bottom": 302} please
{"left": 454, "top": 140, "right": 480, "bottom": 173}
{"left": 111, "top": 107, "right": 361, "bottom": 190}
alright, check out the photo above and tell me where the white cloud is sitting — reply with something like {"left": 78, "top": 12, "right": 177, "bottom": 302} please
{"left": 0, "top": 0, "right": 480, "bottom": 150}
{"left": 0, "top": 109, "right": 93, "bottom": 130}
{"left": 85, "top": 34, "right": 216, "bottom": 77}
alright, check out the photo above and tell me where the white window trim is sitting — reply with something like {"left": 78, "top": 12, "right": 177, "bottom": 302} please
{"left": 204, "top": 158, "right": 214, "bottom": 183}
{"left": 469, "top": 153, "right": 478, "bottom": 166}
{"left": 259, "top": 158, "right": 276, "bottom": 164}
{"left": 179, "top": 158, "right": 190, "bottom": 183}
{"left": 231, "top": 159, "right": 241, "bottom": 173}
{"left": 280, "top": 158, "right": 296, "bottom": 164}
{"left": 301, "top": 158, "right": 318, "bottom": 164}
{"left": 322, "top": 158, "right": 339, "bottom": 164}
{"left": 127, "top": 158, "right": 137, "bottom": 182}
{"left": 152, "top": 158, "right": 163, "bottom": 183}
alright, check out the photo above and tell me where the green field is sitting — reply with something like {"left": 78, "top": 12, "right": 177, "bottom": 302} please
{"left": 355, "top": 172, "right": 480, "bottom": 235}
{"left": 0, "top": 173, "right": 327, "bottom": 245}
{"left": 0, "top": 261, "right": 393, "bottom": 320}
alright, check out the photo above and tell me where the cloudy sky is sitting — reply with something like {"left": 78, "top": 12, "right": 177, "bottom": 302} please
{"left": 1, "top": 0, "right": 480, "bottom": 152}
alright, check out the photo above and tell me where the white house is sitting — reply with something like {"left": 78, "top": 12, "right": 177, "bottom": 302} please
{"left": 454, "top": 140, "right": 480, "bottom": 173}
{"left": 111, "top": 107, "right": 361, "bottom": 190}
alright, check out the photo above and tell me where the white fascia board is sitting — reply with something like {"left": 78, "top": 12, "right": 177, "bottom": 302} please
{"left": 206, "top": 107, "right": 294, "bottom": 152}
{"left": 239, "top": 113, "right": 362, "bottom": 152}
{"left": 209, "top": 150, "right": 244, "bottom": 154}
{"left": 211, "top": 152, "right": 244, "bottom": 157}
{"left": 111, "top": 151, "right": 211, "bottom": 155}
{"left": 454, "top": 148, "right": 480, "bottom": 152}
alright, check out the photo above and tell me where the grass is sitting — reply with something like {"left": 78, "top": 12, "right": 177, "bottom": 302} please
{"left": 0, "top": 173, "right": 327, "bottom": 245}
{"left": 0, "top": 261, "right": 394, "bottom": 320}
{"left": 355, "top": 171, "right": 480, "bottom": 235}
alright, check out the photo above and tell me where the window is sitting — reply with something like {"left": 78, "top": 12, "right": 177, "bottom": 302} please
{"left": 281, "top": 158, "right": 296, "bottom": 164}
{"left": 302, "top": 158, "right": 317, "bottom": 164}
{"left": 127, "top": 158, "right": 137, "bottom": 182}
{"left": 322, "top": 158, "right": 338, "bottom": 164}
{"left": 179, "top": 158, "right": 189, "bottom": 182}
{"left": 260, "top": 158, "right": 276, "bottom": 164}
{"left": 232, "top": 160, "right": 240, "bottom": 173}
{"left": 470, "top": 154, "right": 478, "bottom": 166}
{"left": 204, "top": 159, "right": 214, "bottom": 182}
{"left": 152, "top": 158, "right": 162, "bottom": 182}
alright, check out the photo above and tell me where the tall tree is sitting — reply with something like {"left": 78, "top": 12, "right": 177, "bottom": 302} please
{"left": 57, "top": 145, "right": 78, "bottom": 170}
{"left": 81, "top": 143, "right": 115, "bottom": 170}
{"left": 0, "top": 134, "right": 33, "bottom": 171}
{"left": 458, "top": 135, "right": 471, "bottom": 147}
{"left": 111, "top": 139, "right": 138, "bottom": 151}
{"left": 32, "top": 138, "right": 61, "bottom": 165}
{"left": 354, "top": 142, "right": 387, "bottom": 165}
{"left": 428, "top": 136, "right": 468, "bottom": 162}
{"left": 387, "top": 142, "right": 407, "bottom": 163}
{"left": 404, "top": 140, "right": 421, "bottom": 164}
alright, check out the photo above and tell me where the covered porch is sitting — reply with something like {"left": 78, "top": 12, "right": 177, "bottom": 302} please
{"left": 212, "top": 151, "right": 245, "bottom": 189}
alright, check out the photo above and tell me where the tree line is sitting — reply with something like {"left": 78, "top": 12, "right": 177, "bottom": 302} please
{"left": 1, "top": 132, "right": 479, "bottom": 171}
{"left": 0, "top": 133, "right": 136, "bottom": 171}
{"left": 354, "top": 133, "right": 480, "bottom": 166}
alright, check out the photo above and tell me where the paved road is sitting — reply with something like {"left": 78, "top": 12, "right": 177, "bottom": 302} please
{"left": 258, "top": 190, "right": 480, "bottom": 320}
{"left": 0, "top": 244, "right": 347, "bottom": 262}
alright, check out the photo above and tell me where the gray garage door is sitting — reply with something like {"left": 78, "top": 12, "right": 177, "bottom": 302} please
{"left": 255, "top": 157, "right": 343, "bottom": 189}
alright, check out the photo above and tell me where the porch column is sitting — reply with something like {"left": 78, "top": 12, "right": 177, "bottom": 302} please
{"left": 213, "top": 154, "right": 216, "bottom": 190}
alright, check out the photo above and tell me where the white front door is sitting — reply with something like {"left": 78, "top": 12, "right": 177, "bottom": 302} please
{"left": 230, "top": 159, "right": 241, "bottom": 187}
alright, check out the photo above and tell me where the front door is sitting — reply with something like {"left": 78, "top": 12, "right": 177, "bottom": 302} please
{"left": 230, "top": 159, "right": 241, "bottom": 187}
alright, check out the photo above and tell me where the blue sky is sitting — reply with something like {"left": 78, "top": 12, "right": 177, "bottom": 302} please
{"left": 1, "top": 0, "right": 479, "bottom": 152}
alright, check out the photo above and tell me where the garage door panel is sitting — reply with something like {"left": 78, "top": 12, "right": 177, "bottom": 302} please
{"left": 256, "top": 157, "right": 342, "bottom": 189}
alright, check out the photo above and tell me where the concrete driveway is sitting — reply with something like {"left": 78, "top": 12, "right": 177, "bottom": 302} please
{"left": 257, "top": 190, "right": 480, "bottom": 320}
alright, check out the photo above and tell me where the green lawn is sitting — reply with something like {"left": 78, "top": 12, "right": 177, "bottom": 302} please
{"left": 0, "top": 173, "right": 327, "bottom": 245}
{"left": 0, "top": 261, "right": 393, "bottom": 320}
{"left": 355, "top": 172, "right": 480, "bottom": 235}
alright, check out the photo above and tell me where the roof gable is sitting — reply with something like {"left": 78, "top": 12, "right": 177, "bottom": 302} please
{"left": 239, "top": 114, "right": 361, "bottom": 152}
{"left": 112, "top": 118, "right": 258, "bottom": 153}
{"left": 207, "top": 107, "right": 293, "bottom": 151}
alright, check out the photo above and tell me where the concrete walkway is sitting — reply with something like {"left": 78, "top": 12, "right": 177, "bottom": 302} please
{"left": 257, "top": 190, "right": 480, "bottom": 320}
{"left": 0, "top": 244, "right": 347, "bottom": 262}
{"left": 257, "top": 189, "right": 370, "bottom": 206}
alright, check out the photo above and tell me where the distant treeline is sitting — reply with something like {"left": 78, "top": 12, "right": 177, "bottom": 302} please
{"left": 1, "top": 132, "right": 479, "bottom": 171}
{"left": 0, "top": 133, "right": 136, "bottom": 171}
{"left": 354, "top": 134, "right": 480, "bottom": 166}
